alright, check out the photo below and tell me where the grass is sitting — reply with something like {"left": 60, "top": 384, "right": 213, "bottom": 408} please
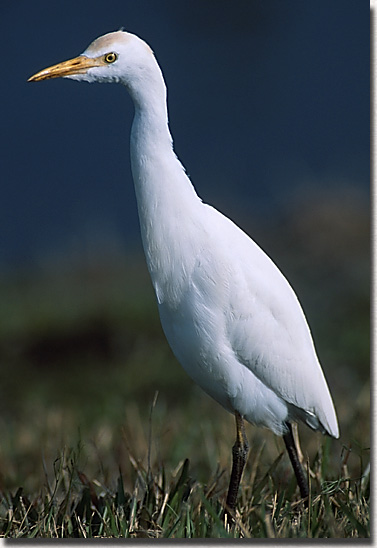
{"left": 0, "top": 198, "right": 370, "bottom": 539}
{"left": 0, "top": 379, "right": 370, "bottom": 538}
{"left": 0, "top": 399, "right": 370, "bottom": 538}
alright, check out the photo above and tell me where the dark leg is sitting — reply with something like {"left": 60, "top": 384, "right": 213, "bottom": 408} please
{"left": 224, "top": 411, "right": 249, "bottom": 519}
{"left": 283, "top": 422, "right": 308, "bottom": 499}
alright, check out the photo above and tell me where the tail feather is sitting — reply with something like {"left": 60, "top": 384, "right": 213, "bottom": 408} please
{"left": 288, "top": 403, "right": 339, "bottom": 438}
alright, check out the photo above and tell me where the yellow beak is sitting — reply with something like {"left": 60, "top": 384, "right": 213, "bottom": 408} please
{"left": 28, "top": 55, "right": 103, "bottom": 82}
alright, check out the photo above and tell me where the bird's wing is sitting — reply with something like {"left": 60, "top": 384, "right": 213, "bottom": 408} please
{"left": 203, "top": 205, "right": 338, "bottom": 437}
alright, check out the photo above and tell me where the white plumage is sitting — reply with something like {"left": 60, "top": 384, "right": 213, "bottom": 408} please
{"left": 29, "top": 30, "right": 339, "bottom": 509}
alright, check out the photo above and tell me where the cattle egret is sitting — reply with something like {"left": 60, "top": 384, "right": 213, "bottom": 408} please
{"left": 29, "top": 30, "right": 339, "bottom": 516}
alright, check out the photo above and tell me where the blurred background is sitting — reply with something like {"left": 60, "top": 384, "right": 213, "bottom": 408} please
{"left": 0, "top": 1, "right": 369, "bottom": 494}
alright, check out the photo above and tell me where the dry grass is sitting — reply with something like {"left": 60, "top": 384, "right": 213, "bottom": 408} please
{"left": 0, "top": 387, "right": 370, "bottom": 538}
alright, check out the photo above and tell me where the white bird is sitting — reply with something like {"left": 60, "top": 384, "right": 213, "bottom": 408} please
{"left": 29, "top": 30, "right": 339, "bottom": 515}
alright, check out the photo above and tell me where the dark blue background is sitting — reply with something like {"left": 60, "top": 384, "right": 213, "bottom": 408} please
{"left": 1, "top": 1, "right": 369, "bottom": 269}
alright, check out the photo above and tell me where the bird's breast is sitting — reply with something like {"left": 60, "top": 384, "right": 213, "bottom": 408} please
{"left": 155, "top": 250, "right": 242, "bottom": 405}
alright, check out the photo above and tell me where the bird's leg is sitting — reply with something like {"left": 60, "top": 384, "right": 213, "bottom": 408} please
{"left": 283, "top": 422, "right": 309, "bottom": 500}
{"left": 224, "top": 411, "right": 249, "bottom": 519}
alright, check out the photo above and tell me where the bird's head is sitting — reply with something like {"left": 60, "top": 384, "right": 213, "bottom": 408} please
{"left": 28, "top": 30, "right": 158, "bottom": 88}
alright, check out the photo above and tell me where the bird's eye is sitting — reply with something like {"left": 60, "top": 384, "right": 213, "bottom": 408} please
{"left": 104, "top": 52, "right": 118, "bottom": 64}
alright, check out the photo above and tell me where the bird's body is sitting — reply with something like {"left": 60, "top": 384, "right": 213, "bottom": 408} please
{"left": 29, "top": 30, "right": 339, "bottom": 511}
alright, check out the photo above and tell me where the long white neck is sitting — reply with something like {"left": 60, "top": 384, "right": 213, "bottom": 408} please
{"left": 127, "top": 55, "right": 203, "bottom": 305}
